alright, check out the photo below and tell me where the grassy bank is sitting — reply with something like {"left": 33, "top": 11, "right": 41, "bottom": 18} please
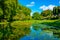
{"left": 14, "top": 20, "right": 57, "bottom": 24}
{"left": 16, "top": 19, "right": 60, "bottom": 28}
{"left": 41, "top": 19, "right": 60, "bottom": 28}
{"left": 11, "top": 19, "right": 60, "bottom": 27}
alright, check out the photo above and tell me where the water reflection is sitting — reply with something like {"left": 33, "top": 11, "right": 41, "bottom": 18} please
{"left": 20, "top": 24, "right": 60, "bottom": 40}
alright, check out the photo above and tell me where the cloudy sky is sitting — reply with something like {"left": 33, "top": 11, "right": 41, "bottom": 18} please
{"left": 18, "top": 0, "right": 59, "bottom": 13}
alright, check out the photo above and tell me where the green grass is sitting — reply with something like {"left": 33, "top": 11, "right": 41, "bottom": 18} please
{"left": 10, "top": 19, "right": 60, "bottom": 28}
{"left": 14, "top": 20, "right": 58, "bottom": 24}
{"left": 0, "top": 19, "right": 59, "bottom": 28}
{"left": 41, "top": 19, "right": 60, "bottom": 27}
{"left": 16, "top": 19, "right": 60, "bottom": 27}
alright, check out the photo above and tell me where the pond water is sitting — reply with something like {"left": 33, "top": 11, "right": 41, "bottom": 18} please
{"left": 20, "top": 24, "right": 60, "bottom": 40}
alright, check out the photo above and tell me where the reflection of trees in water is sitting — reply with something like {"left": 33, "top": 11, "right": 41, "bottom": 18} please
{"left": 32, "top": 24, "right": 60, "bottom": 38}
{"left": 43, "top": 28, "right": 60, "bottom": 38}
{"left": 53, "top": 29, "right": 60, "bottom": 38}
{"left": 41, "top": 20, "right": 60, "bottom": 38}
{"left": 0, "top": 22, "right": 31, "bottom": 40}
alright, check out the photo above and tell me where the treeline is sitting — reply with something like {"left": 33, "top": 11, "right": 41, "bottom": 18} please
{"left": 32, "top": 6, "right": 60, "bottom": 20}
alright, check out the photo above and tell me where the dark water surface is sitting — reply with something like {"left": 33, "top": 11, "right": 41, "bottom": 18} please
{"left": 20, "top": 24, "right": 60, "bottom": 40}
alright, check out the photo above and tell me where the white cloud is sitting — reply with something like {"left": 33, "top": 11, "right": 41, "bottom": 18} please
{"left": 26, "top": 2, "right": 35, "bottom": 7}
{"left": 39, "top": 5, "right": 55, "bottom": 10}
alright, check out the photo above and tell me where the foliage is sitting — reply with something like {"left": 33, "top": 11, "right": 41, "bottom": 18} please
{"left": 0, "top": 0, "right": 18, "bottom": 22}
{"left": 53, "top": 6, "right": 60, "bottom": 15}
{"left": 32, "top": 12, "right": 41, "bottom": 20}
{"left": 13, "top": 5, "right": 31, "bottom": 21}
{"left": 40, "top": 6, "right": 60, "bottom": 20}
{"left": 40, "top": 10, "right": 53, "bottom": 19}
{"left": 53, "top": 6, "right": 60, "bottom": 19}
{"left": 41, "top": 10, "right": 52, "bottom": 17}
{"left": 18, "top": 5, "right": 31, "bottom": 16}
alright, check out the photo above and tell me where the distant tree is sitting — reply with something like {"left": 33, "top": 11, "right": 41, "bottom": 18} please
{"left": 53, "top": 7, "right": 57, "bottom": 15}
{"left": 53, "top": 6, "right": 60, "bottom": 19}
{"left": 41, "top": 10, "right": 53, "bottom": 17}
{"left": 32, "top": 12, "right": 40, "bottom": 20}
{"left": 53, "top": 6, "right": 60, "bottom": 15}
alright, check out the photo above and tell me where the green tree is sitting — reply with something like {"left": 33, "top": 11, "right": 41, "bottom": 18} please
{"left": 32, "top": 12, "right": 40, "bottom": 20}
{"left": 53, "top": 6, "right": 60, "bottom": 15}
{"left": 13, "top": 10, "right": 26, "bottom": 21}
{"left": 41, "top": 10, "right": 53, "bottom": 17}
{"left": 0, "top": 0, "right": 18, "bottom": 22}
{"left": 53, "top": 6, "right": 60, "bottom": 19}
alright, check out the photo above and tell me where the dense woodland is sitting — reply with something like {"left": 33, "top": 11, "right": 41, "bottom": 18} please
{"left": 0, "top": 0, "right": 60, "bottom": 40}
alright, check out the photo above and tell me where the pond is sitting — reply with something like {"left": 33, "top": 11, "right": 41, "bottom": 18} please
{"left": 20, "top": 24, "right": 60, "bottom": 40}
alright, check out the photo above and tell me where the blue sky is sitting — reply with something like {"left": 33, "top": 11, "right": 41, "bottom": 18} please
{"left": 18, "top": 0, "right": 60, "bottom": 14}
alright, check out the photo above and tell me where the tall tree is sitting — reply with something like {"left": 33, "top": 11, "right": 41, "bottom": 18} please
{"left": 53, "top": 6, "right": 60, "bottom": 16}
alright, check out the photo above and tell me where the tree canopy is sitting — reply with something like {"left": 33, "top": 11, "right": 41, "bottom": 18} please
{"left": 41, "top": 10, "right": 53, "bottom": 17}
{"left": 32, "top": 12, "right": 40, "bottom": 20}
{"left": 53, "top": 6, "right": 60, "bottom": 15}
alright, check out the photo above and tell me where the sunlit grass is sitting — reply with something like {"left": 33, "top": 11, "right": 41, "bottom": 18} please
{"left": 14, "top": 19, "right": 58, "bottom": 24}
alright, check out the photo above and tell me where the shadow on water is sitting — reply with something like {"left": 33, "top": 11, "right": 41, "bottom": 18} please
{"left": 20, "top": 24, "right": 60, "bottom": 40}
